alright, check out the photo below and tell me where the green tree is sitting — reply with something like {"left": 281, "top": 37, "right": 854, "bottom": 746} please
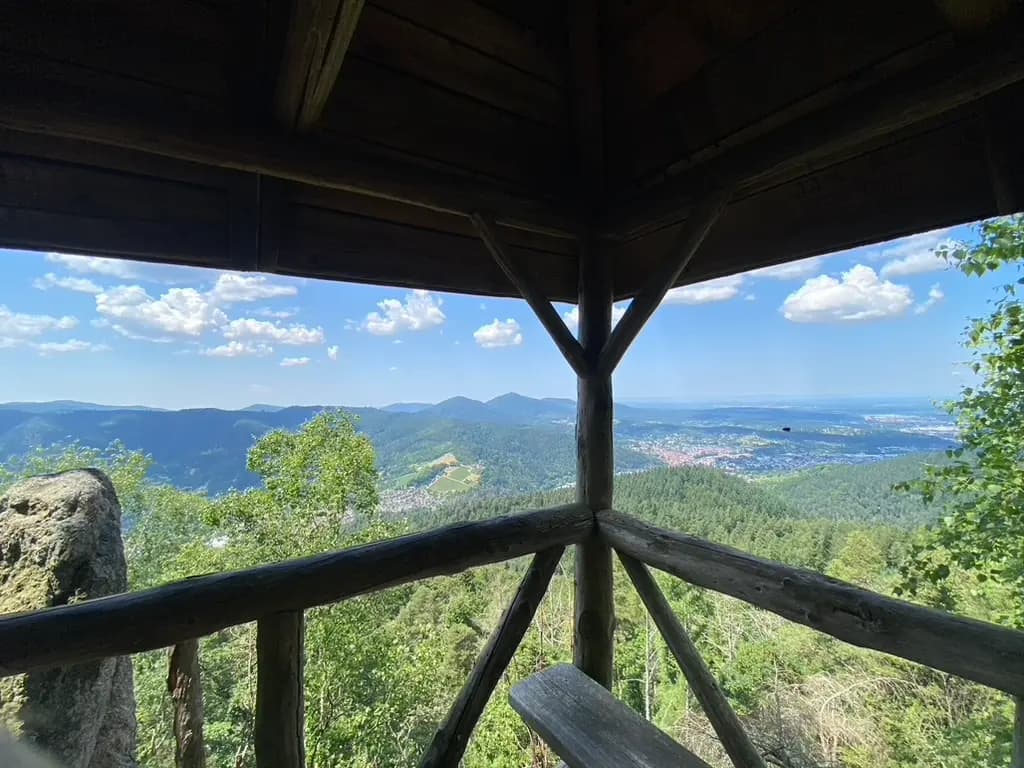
{"left": 900, "top": 215, "right": 1024, "bottom": 624}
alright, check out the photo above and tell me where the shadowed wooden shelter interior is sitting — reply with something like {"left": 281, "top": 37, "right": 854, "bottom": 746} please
{"left": 2, "top": 1, "right": 1024, "bottom": 767}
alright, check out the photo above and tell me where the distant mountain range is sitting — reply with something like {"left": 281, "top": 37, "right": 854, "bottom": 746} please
{"left": 0, "top": 394, "right": 953, "bottom": 497}
{"left": 0, "top": 394, "right": 661, "bottom": 495}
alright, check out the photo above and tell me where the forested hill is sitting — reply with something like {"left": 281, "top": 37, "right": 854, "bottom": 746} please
{"left": 409, "top": 463, "right": 933, "bottom": 567}
{"left": 758, "top": 453, "right": 944, "bottom": 526}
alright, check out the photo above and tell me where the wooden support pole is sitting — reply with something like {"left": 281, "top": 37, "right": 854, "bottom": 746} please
{"left": 0, "top": 504, "right": 591, "bottom": 676}
{"left": 618, "top": 553, "right": 766, "bottom": 768}
{"left": 597, "top": 188, "right": 731, "bottom": 376}
{"left": 419, "top": 547, "right": 565, "bottom": 768}
{"left": 276, "top": 0, "right": 366, "bottom": 131}
{"left": 471, "top": 213, "right": 589, "bottom": 377}
{"left": 255, "top": 611, "right": 305, "bottom": 768}
{"left": 574, "top": 238, "right": 615, "bottom": 688}
{"left": 600, "top": 510, "right": 1024, "bottom": 695}
{"left": 168, "top": 640, "right": 207, "bottom": 768}
{"left": 1014, "top": 696, "right": 1023, "bottom": 768}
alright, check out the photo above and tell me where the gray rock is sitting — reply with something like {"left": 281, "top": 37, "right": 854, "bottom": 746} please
{"left": 0, "top": 469, "right": 138, "bottom": 768}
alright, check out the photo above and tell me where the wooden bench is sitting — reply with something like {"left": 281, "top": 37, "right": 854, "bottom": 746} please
{"left": 510, "top": 664, "right": 713, "bottom": 768}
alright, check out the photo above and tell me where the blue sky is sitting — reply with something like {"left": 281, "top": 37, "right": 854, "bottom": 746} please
{"left": 0, "top": 220, "right": 1009, "bottom": 409}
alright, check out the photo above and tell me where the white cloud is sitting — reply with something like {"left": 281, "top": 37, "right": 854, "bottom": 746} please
{"left": 749, "top": 257, "right": 824, "bottom": 281}
{"left": 33, "top": 273, "right": 103, "bottom": 294}
{"left": 362, "top": 290, "right": 446, "bottom": 335}
{"left": 255, "top": 307, "right": 297, "bottom": 319}
{"left": 96, "top": 285, "right": 228, "bottom": 337}
{"left": 46, "top": 252, "right": 138, "bottom": 278}
{"left": 223, "top": 318, "right": 324, "bottom": 346}
{"left": 327, "top": 345, "right": 339, "bottom": 361}
{"left": 280, "top": 356, "right": 311, "bottom": 368}
{"left": 562, "top": 304, "right": 628, "bottom": 335}
{"left": 866, "top": 227, "right": 957, "bottom": 278}
{"left": 662, "top": 275, "right": 744, "bottom": 305}
{"left": 781, "top": 265, "right": 914, "bottom": 323}
{"left": 915, "top": 284, "right": 946, "bottom": 315}
{"left": 474, "top": 318, "right": 523, "bottom": 348}
{"left": 389, "top": 365, "right": 399, "bottom": 372}
{"left": 34, "top": 339, "right": 110, "bottom": 356}
{"left": 0, "top": 306, "right": 78, "bottom": 347}
{"left": 207, "top": 274, "right": 297, "bottom": 304}
{"left": 879, "top": 241, "right": 958, "bottom": 278}
{"left": 875, "top": 227, "right": 953, "bottom": 260}
{"left": 744, "top": 294, "right": 756, "bottom": 302}
{"left": 200, "top": 341, "right": 273, "bottom": 358}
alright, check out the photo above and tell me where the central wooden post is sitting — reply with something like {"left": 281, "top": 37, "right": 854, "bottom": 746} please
{"left": 574, "top": 238, "right": 615, "bottom": 688}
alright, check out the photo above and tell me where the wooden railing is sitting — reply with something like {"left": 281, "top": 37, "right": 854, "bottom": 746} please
{"left": 0, "top": 503, "right": 1022, "bottom": 768}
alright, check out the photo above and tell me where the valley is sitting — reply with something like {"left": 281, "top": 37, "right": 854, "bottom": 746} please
{"left": 0, "top": 394, "right": 955, "bottom": 502}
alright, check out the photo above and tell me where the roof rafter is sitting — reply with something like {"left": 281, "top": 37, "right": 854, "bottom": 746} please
{"left": 275, "top": 0, "right": 366, "bottom": 131}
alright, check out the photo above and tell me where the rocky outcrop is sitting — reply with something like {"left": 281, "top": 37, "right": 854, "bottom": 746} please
{"left": 0, "top": 469, "right": 138, "bottom": 768}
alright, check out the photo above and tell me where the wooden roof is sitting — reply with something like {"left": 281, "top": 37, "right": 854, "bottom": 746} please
{"left": 1, "top": 0, "right": 1023, "bottom": 301}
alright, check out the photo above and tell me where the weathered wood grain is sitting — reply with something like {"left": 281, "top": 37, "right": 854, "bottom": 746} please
{"left": 611, "top": 24, "right": 1024, "bottom": 239}
{"left": 255, "top": 611, "right": 305, "bottom": 768}
{"left": 168, "top": 640, "right": 207, "bottom": 768}
{"left": 574, "top": 241, "right": 615, "bottom": 688}
{"left": 353, "top": 5, "right": 562, "bottom": 124}
{"left": 323, "top": 57, "right": 570, "bottom": 190}
{"left": 613, "top": 0, "right": 946, "bottom": 184}
{"left": 471, "top": 213, "right": 587, "bottom": 375}
{"left": 1014, "top": 696, "right": 1023, "bottom": 768}
{"left": 0, "top": 504, "right": 592, "bottom": 676}
{"left": 419, "top": 547, "right": 564, "bottom": 768}
{"left": 369, "top": 0, "right": 565, "bottom": 84}
{"left": 510, "top": 664, "right": 713, "bottom": 768}
{"left": 276, "top": 0, "right": 365, "bottom": 130}
{"left": 0, "top": 53, "right": 579, "bottom": 239}
{"left": 599, "top": 187, "right": 730, "bottom": 374}
{"left": 601, "top": 510, "right": 1024, "bottom": 695}
{"left": 285, "top": 204, "right": 577, "bottom": 300}
{"left": 619, "top": 553, "right": 766, "bottom": 768}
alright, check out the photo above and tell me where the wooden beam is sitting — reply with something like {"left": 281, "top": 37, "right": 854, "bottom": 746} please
{"left": 255, "top": 611, "right": 305, "bottom": 768}
{"left": 600, "top": 510, "right": 1024, "bottom": 695}
{"left": 510, "top": 664, "right": 713, "bottom": 768}
{"left": 471, "top": 213, "right": 588, "bottom": 376}
{"left": 1014, "top": 696, "right": 1023, "bottom": 768}
{"left": 618, "top": 553, "right": 766, "bottom": 768}
{"left": 0, "top": 504, "right": 592, "bottom": 676}
{"left": 574, "top": 239, "right": 615, "bottom": 688}
{"left": 0, "top": 55, "right": 579, "bottom": 239}
{"left": 598, "top": 188, "right": 731, "bottom": 375}
{"left": 610, "top": 24, "right": 1024, "bottom": 239}
{"left": 168, "top": 640, "right": 207, "bottom": 768}
{"left": 276, "top": 0, "right": 366, "bottom": 131}
{"left": 419, "top": 547, "right": 564, "bottom": 768}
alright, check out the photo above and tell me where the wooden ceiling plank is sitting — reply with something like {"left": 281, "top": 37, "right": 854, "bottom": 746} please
{"left": 613, "top": 0, "right": 944, "bottom": 185}
{"left": 567, "top": 0, "right": 606, "bottom": 202}
{"left": 353, "top": 5, "right": 563, "bottom": 124}
{"left": 275, "top": 0, "right": 366, "bottom": 131}
{"left": 369, "top": 0, "right": 564, "bottom": 85}
{"left": 609, "top": 25, "right": 1024, "bottom": 239}
{"left": 0, "top": 54, "right": 579, "bottom": 239}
